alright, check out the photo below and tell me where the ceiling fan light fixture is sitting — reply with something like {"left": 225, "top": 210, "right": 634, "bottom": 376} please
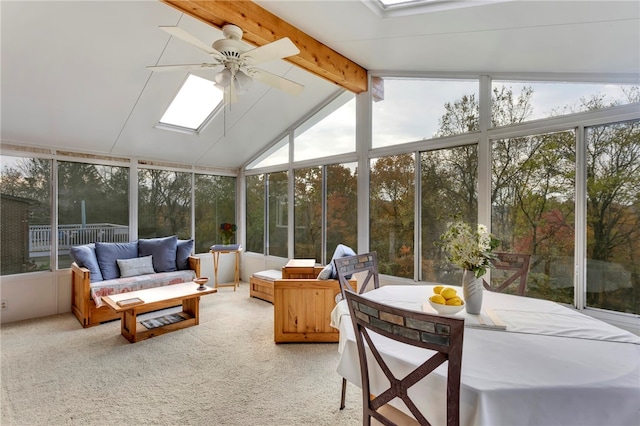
{"left": 234, "top": 70, "right": 253, "bottom": 91}
{"left": 214, "top": 68, "right": 232, "bottom": 87}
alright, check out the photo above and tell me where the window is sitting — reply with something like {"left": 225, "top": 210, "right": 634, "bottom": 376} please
{"left": 491, "top": 131, "right": 576, "bottom": 303}
{"left": 158, "top": 74, "right": 223, "bottom": 132}
{"left": 268, "top": 171, "right": 288, "bottom": 257}
{"left": 0, "top": 156, "right": 51, "bottom": 275}
{"left": 57, "top": 161, "right": 129, "bottom": 269}
{"left": 138, "top": 168, "right": 191, "bottom": 239}
{"left": 294, "top": 167, "right": 322, "bottom": 260}
{"left": 372, "top": 78, "right": 479, "bottom": 148}
{"left": 491, "top": 81, "right": 639, "bottom": 124}
{"left": 194, "top": 174, "right": 236, "bottom": 254}
{"left": 294, "top": 93, "right": 356, "bottom": 162}
{"left": 247, "top": 136, "right": 289, "bottom": 169}
{"left": 245, "top": 174, "right": 265, "bottom": 254}
{"left": 421, "top": 145, "right": 478, "bottom": 285}
{"left": 370, "top": 154, "right": 415, "bottom": 278}
{"left": 586, "top": 120, "right": 640, "bottom": 315}
{"left": 326, "top": 162, "right": 358, "bottom": 261}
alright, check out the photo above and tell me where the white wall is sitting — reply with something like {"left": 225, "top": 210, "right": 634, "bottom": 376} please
{"left": 0, "top": 269, "right": 71, "bottom": 324}
{"left": 242, "top": 252, "right": 288, "bottom": 278}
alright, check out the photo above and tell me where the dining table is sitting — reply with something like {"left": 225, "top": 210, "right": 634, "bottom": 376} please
{"left": 330, "top": 285, "right": 640, "bottom": 426}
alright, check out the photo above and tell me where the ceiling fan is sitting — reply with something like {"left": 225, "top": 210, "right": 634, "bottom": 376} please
{"left": 147, "top": 24, "right": 304, "bottom": 99}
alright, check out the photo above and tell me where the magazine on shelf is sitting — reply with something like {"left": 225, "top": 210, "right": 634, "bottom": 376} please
{"left": 116, "top": 297, "right": 144, "bottom": 307}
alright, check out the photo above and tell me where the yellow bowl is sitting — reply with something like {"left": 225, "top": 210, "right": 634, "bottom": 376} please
{"left": 428, "top": 299, "right": 464, "bottom": 315}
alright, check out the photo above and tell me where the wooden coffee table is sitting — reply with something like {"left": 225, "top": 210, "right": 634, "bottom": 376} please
{"left": 102, "top": 282, "right": 217, "bottom": 343}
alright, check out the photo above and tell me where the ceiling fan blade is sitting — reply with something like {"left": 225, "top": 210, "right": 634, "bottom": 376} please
{"left": 250, "top": 68, "right": 304, "bottom": 96}
{"left": 147, "top": 63, "right": 221, "bottom": 72}
{"left": 240, "top": 38, "right": 300, "bottom": 66}
{"left": 159, "top": 26, "right": 224, "bottom": 59}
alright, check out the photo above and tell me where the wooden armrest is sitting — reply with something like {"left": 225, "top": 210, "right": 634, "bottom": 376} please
{"left": 188, "top": 255, "right": 201, "bottom": 277}
{"left": 71, "top": 262, "right": 90, "bottom": 279}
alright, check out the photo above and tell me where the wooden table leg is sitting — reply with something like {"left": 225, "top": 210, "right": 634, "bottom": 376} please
{"left": 234, "top": 250, "right": 239, "bottom": 291}
{"left": 121, "top": 309, "right": 137, "bottom": 343}
{"left": 183, "top": 297, "right": 200, "bottom": 325}
{"left": 213, "top": 251, "right": 220, "bottom": 289}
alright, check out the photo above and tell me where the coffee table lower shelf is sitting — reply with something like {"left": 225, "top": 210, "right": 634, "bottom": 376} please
{"left": 102, "top": 283, "right": 217, "bottom": 343}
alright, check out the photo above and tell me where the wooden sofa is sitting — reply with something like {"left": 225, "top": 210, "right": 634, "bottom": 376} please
{"left": 71, "top": 256, "right": 200, "bottom": 328}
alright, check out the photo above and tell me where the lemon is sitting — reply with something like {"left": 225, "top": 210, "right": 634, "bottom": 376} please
{"left": 440, "top": 287, "right": 457, "bottom": 300}
{"left": 433, "top": 285, "right": 444, "bottom": 294}
{"left": 446, "top": 297, "right": 462, "bottom": 306}
{"left": 429, "top": 294, "right": 446, "bottom": 305}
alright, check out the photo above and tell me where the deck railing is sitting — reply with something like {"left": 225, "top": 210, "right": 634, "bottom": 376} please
{"left": 29, "top": 224, "right": 130, "bottom": 254}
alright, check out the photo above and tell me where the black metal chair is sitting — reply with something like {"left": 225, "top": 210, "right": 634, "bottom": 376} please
{"left": 484, "top": 252, "right": 531, "bottom": 296}
{"left": 335, "top": 252, "right": 380, "bottom": 409}
{"left": 345, "top": 290, "right": 465, "bottom": 426}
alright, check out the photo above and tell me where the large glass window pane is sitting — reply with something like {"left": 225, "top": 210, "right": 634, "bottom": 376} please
{"left": 294, "top": 94, "right": 355, "bottom": 162}
{"left": 326, "top": 162, "right": 358, "bottom": 260}
{"left": 0, "top": 156, "right": 51, "bottom": 275}
{"left": 245, "top": 174, "right": 265, "bottom": 254}
{"left": 421, "top": 146, "right": 478, "bottom": 285}
{"left": 57, "top": 161, "right": 129, "bottom": 268}
{"left": 138, "top": 168, "right": 191, "bottom": 239}
{"left": 195, "top": 174, "right": 236, "bottom": 254}
{"left": 491, "top": 131, "right": 575, "bottom": 302}
{"left": 492, "top": 81, "right": 639, "bottom": 124}
{"left": 294, "top": 167, "right": 322, "bottom": 260}
{"left": 268, "top": 171, "right": 288, "bottom": 257}
{"left": 372, "top": 78, "right": 478, "bottom": 148}
{"left": 586, "top": 120, "right": 640, "bottom": 315}
{"left": 370, "top": 154, "right": 415, "bottom": 278}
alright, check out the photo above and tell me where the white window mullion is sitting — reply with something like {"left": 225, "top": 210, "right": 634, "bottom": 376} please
{"left": 574, "top": 125, "right": 587, "bottom": 310}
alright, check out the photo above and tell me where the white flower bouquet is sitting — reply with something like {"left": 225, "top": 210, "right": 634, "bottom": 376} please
{"left": 439, "top": 220, "right": 500, "bottom": 278}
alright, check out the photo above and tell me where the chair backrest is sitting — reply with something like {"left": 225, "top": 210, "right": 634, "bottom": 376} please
{"left": 334, "top": 252, "right": 379, "bottom": 300}
{"left": 345, "top": 290, "right": 464, "bottom": 426}
{"left": 484, "top": 252, "right": 531, "bottom": 296}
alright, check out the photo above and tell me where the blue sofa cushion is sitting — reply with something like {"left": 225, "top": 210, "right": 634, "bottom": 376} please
{"left": 138, "top": 235, "right": 178, "bottom": 273}
{"left": 69, "top": 243, "right": 103, "bottom": 282}
{"left": 95, "top": 242, "right": 138, "bottom": 280}
{"left": 176, "top": 239, "right": 194, "bottom": 270}
{"left": 318, "top": 244, "right": 356, "bottom": 280}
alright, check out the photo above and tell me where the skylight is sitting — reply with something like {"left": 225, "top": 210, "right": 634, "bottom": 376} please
{"left": 159, "top": 74, "right": 223, "bottom": 132}
{"left": 377, "top": 0, "right": 451, "bottom": 10}
{"left": 370, "top": 0, "right": 510, "bottom": 16}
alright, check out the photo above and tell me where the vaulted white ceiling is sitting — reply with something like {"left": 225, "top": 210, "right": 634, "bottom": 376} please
{"left": 2, "top": 1, "right": 638, "bottom": 170}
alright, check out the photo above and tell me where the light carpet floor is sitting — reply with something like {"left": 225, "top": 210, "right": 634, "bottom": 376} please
{"left": 1, "top": 283, "right": 362, "bottom": 425}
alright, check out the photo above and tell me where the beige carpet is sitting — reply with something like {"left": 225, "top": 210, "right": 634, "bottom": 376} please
{"left": 1, "top": 283, "right": 362, "bottom": 425}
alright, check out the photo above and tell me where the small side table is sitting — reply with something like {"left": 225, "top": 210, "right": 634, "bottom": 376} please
{"left": 210, "top": 245, "right": 242, "bottom": 290}
{"left": 282, "top": 258, "right": 317, "bottom": 279}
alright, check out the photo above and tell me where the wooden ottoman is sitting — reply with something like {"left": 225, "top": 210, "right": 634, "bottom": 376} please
{"left": 249, "top": 269, "right": 281, "bottom": 303}
{"left": 273, "top": 276, "right": 357, "bottom": 344}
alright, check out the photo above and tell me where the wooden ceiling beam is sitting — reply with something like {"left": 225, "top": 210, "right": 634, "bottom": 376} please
{"left": 160, "top": 0, "right": 368, "bottom": 93}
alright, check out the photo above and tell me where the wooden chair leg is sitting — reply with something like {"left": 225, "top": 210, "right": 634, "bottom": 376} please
{"left": 340, "top": 377, "right": 347, "bottom": 410}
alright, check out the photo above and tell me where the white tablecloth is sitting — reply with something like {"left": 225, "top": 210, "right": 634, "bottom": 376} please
{"left": 331, "top": 285, "right": 640, "bottom": 426}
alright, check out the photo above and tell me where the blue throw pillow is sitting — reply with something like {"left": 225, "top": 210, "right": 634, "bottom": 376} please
{"left": 69, "top": 243, "right": 103, "bottom": 282}
{"left": 95, "top": 242, "right": 138, "bottom": 280}
{"left": 176, "top": 239, "right": 194, "bottom": 270}
{"left": 138, "top": 235, "right": 178, "bottom": 273}
{"left": 318, "top": 244, "right": 356, "bottom": 280}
